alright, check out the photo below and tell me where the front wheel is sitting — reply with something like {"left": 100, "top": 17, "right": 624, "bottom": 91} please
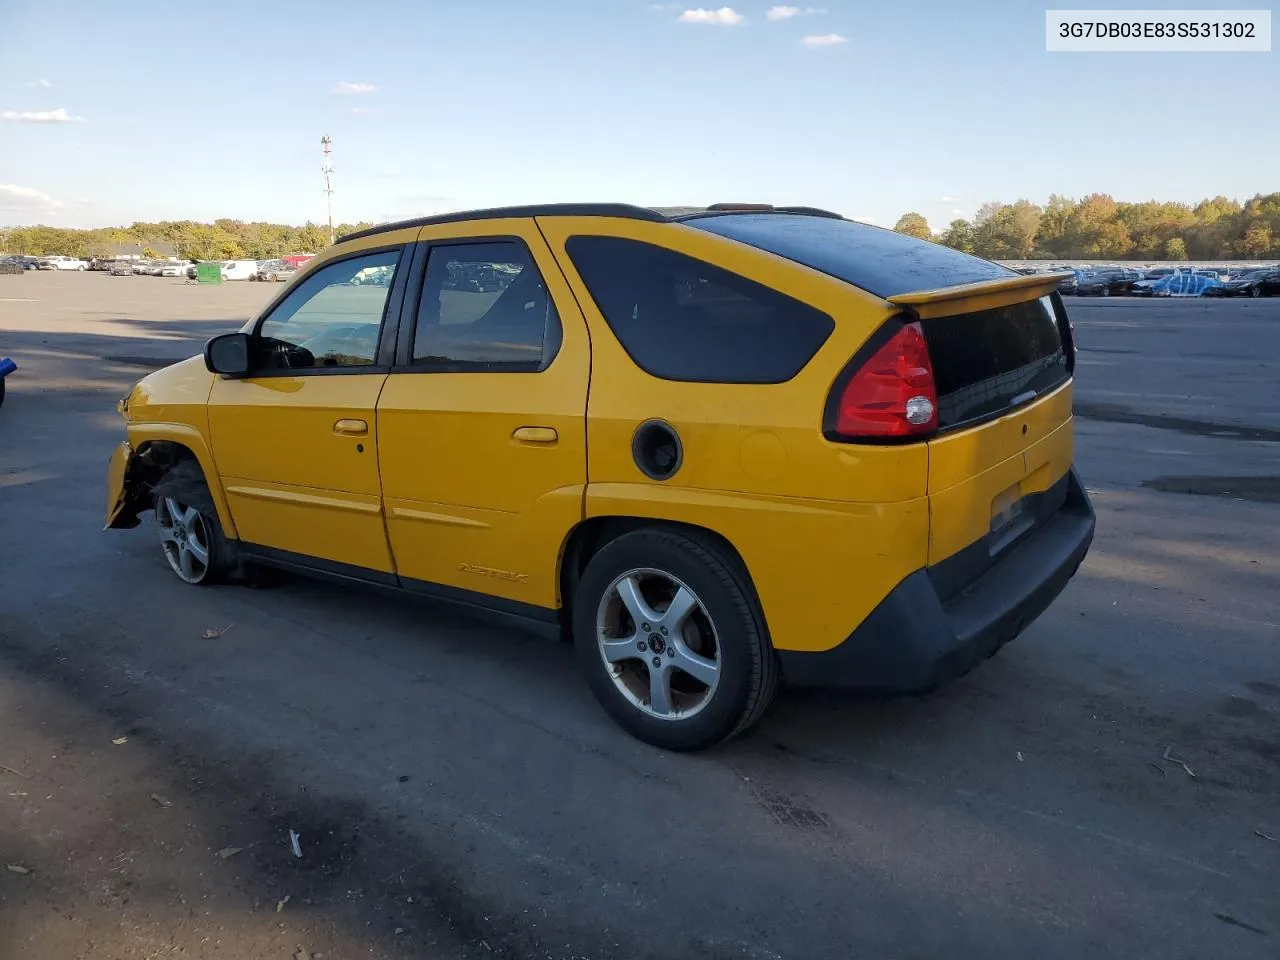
{"left": 573, "top": 528, "right": 778, "bottom": 751}
{"left": 1251, "top": 286, "right": 1262, "bottom": 298}
{"left": 152, "top": 461, "right": 235, "bottom": 585}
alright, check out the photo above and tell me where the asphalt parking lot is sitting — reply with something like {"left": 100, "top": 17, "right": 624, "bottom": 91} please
{"left": 1, "top": 272, "right": 1277, "bottom": 960}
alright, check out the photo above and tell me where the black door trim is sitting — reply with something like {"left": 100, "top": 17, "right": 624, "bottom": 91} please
{"left": 237, "top": 542, "right": 558, "bottom": 624}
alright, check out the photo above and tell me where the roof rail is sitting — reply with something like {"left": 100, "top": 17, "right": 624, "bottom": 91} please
{"left": 335, "top": 203, "right": 667, "bottom": 244}
{"left": 775, "top": 205, "right": 845, "bottom": 219}
{"left": 706, "top": 202, "right": 776, "bottom": 211}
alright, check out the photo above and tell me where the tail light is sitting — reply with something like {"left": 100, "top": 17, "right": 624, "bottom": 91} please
{"left": 824, "top": 321, "right": 938, "bottom": 441}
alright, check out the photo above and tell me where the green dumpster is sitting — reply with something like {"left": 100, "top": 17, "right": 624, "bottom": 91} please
{"left": 195, "top": 262, "right": 223, "bottom": 284}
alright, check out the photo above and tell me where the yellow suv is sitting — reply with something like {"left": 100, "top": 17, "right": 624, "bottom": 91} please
{"left": 106, "top": 203, "right": 1094, "bottom": 750}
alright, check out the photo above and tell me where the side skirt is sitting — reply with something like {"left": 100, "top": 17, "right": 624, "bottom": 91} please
{"left": 236, "top": 542, "right": 561, "bottom": 629}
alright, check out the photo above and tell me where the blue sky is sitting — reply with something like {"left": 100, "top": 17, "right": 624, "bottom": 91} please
{"left": 1, "top": 0, "right": 1275, "bottom": 230}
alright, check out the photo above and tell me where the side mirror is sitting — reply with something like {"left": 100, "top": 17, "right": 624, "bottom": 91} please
{"left": 204, "top": 333, "right": 252, "bottom": 376}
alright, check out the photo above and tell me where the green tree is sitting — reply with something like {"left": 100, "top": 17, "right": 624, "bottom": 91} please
{"left": 893, "top": 212, "right": 932, "bottom": 240}
{"left": 938, "top": 219, "right": 975, "bottom": 253}
{"left": 1237, "top": 223, "right": 1274, "bottom": 257}
{"left": 971, "top": 200, "right": 1041, "bottom": 259}
{"left": 1164, "top": 237, "right": 1188, "bottom": 260}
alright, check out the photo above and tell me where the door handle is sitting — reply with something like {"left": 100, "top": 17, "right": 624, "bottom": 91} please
{"left": 512, "top": 426, "right": 558, "bottom": 444}
{"left": 333, "top": 418, "right": 369, "bottom": 437}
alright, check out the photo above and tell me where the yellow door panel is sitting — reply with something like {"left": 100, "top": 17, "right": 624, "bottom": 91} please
{"left": 223, "top": 479, "right": 391, "bottom": 571}
{"left": 927, "top": 415, "right": 1075, "bottom": 566}
{"left": 586, "top": 483, "right": 929, "bottom": 654}
{"left": 377, "top": 219, "right": 589, "bottom": 609}
{"left": 383, "top": 486, "right": 584, "bottom": 606}
{"left": 208, "top": 373, "right": 393, "bottom": 569}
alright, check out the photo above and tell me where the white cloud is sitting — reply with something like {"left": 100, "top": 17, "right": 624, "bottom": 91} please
{"left": 766, "top": 5, "right": 800, "bottom": 19}
{"left": 801, "top": 33, "right": 848, "bottom": 47}
{"left": 648, "top": 2, "right": 682, "bottom": 9}
{"left": 951, "top": 208, "right": 966, "bottom": 216}
{"left": 22, "top": 78, "right": 51, "bottom": 88}
{"left": 0, "top": 183, "right": 63, "bottom": 210}
{"left": 350, "top": 106, "right": 383, "bottom": 115}
{"left": 1, "top": 108, "right": 84, "bottom": 123}
{"left": 678, "top": 7, "right": 745, "bottom": 25}
{"left": 938, "top": 195, "right": 958, "bottom": 202}
{"left": 331, "top": 81, "right": 377, "bottom": 94}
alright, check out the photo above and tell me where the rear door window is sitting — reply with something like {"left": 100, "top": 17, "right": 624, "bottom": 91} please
{"left": 411, "top": 240, "right": 562, "bottom": 372}
{"left": 565, "top": 236, "right": 833, "bottom": 383}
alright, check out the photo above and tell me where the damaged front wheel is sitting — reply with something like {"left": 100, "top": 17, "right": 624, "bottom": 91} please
{"left": 152, "top": 461, "right": 234, "bottom": 585}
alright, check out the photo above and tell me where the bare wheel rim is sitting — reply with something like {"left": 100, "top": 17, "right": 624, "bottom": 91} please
{"left": 156, "top": 496, "right": 211, "bottom": 584}
{"left": 596, "top": 568, "right": 721, "bottom": 722}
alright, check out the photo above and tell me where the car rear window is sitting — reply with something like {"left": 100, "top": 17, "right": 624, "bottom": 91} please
{"left": 924, "top": 295, "right": 1070, "bottom": 429}
{"left": 686, "top": 213, "right": 1016, "bottom": 299}
{"left": 564, "top": 236, "right": 834, "bottom": 383}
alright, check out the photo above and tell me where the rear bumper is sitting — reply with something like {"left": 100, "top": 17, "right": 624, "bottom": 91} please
{"left": 779, "top": 469, "right": 1095, "bottom": 692}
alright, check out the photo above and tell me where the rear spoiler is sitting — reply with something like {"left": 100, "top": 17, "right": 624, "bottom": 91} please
{"left": 887, "top": 273, "right": 1073, "bottom": 320}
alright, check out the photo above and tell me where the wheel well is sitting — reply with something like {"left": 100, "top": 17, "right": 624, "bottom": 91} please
{"left": 557, "top": 517, "right": 757, "bottom": 636}
{"left": 110, "top": 441, "right": 204, "bottom": 529}
{"left": 133, "top": 440, "right": 202, "bottom": 490}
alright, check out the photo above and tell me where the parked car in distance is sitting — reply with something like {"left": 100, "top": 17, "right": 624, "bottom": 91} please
{"left": 1143, "top": 273, "right": 1224, "bottom": 297}
{"left": 104, "top": 202, "right": 1094, "bottom": 751}
{"left": 109, "top": 259, "right": 136, "bottom": 276}
{"left": 1056, "top": 271, "right": 1081, "bottom": 295}
{"left": 38, "top": 255, "right": 89, "bottom": 271}
{"left": 159, "top": 261, "right": 191, "bottom": 277}
{"left": 261, "top": 262, "right": 298, "bottom": 283}
{"left": 221, "top": 259, "right": 260, "bottom": 281}
{"left": 282, "top": 254, "right": 316, "bottom": 269}
{"left": 1074, "top": 268, "right": 1143, "bottom": 297}
{"left": 1204, "top": 268, "right": 1280, "bottom": 297}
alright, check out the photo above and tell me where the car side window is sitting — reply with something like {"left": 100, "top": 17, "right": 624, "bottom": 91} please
{"left": 565, "top": 236, "right": 834, "bottom": 384}
{"left": 410, "top": 241, "right": 562, "bottom": 372}
{"left": 256, "top": 248, "right": 401, "bottom": 370}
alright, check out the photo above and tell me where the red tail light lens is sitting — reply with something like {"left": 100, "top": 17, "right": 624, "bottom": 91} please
{"left": 827, "top": 321, "right": 938, "bottom": 440}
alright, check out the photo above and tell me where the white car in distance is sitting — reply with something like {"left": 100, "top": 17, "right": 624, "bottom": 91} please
{"left": 42, "top": 255, "right": 89, "bottom": 271}
{"left": 220, "top": 260, "right": 260, "bottom": 281}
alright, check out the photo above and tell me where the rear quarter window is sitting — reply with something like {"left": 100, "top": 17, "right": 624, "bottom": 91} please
{"left": 564, "top": 236, "right": 834, "bottom": 383}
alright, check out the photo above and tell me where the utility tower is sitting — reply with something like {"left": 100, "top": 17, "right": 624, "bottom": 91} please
{"left": 320, "top": 135, "right": 335, "bottom": 245}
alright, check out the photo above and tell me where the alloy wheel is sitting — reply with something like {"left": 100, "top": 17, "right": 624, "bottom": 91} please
{"left": 156, "top": 496, "right": 212, "bottom": 583}
{"left": 596, "top": 568, "right": 721, "bottom": 721}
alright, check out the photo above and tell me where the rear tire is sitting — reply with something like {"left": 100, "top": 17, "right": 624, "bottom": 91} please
{"left": 152, "top": 461, "right": 235, "bottom": 585}
{"left": 573, "top": 528, "right": 778, "bottom": 751}
{"left": 1251, "top": 286, "right": 1262, "bottom": 298}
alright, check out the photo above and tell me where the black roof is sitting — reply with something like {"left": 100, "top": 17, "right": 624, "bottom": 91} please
{"left": 335, "top": 203, "right": 845, "bottom": 244}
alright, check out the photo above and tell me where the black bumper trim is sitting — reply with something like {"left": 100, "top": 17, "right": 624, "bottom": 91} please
{"left": 778, "top": 469, "right": 1095, "bottom": 692}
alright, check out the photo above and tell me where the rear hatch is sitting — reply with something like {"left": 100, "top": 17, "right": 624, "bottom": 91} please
{"left": 888, "top": 278, "right": 1075, "bottom": 570}
{"left": 684, "top": 212, "right": 1078, "bottom": 574}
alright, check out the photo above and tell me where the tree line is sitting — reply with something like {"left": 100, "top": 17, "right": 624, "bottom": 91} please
{"left": 0, "top": 219, "right": 376, "bottom": 261}
{"left": 4, "top": 192, "right": 1278, "bottom": 262}
{"left": 894, "top": 192, "right": 1280, "bottom": 261}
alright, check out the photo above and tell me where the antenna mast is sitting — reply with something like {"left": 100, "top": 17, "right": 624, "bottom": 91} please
{"left": 320, "top": 135, "right": 334, "bottom": 245}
